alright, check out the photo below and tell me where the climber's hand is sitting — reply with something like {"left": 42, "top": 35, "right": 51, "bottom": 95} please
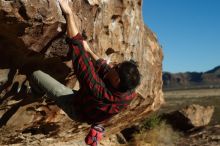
{"left": 58, "top": 0, "right": 72, "bottom": 15}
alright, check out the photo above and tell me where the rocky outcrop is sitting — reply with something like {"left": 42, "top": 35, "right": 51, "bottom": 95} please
{"left": 163, "top": 66, "right": 220, "bottom": 90}
{"left": 0, "top": 0, "right": 163, "bottom": 145}
{"left": 180, "top": 104, "right": 214, "bottom": 127}
{"left": 163, "top": 104, "right": 214, "bottom": 131}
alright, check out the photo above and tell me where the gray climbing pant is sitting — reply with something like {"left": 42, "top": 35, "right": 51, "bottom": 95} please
{"left": 30, "top": 70, "right": 79, "bottom": 120}
{"left": 30, "top": 70, "right": 74, "bottom": 98}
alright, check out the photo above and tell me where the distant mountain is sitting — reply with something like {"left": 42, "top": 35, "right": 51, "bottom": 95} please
{"left": 205, "top": 66, "right": 220, "bottom": 74}
{"left": 163, "top": 66, "right": 220, "bottom": 90}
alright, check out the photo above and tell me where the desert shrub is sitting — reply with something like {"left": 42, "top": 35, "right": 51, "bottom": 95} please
{"left": 128, "top": 120, "right": 180, "bottom": 146}
{"left": 141, "top": 114, "right": 162, "bottom": 130}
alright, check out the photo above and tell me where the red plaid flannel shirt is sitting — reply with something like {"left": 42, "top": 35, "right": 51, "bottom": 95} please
{"left": 67, "top": 33, "right": 136, "bottom": 123}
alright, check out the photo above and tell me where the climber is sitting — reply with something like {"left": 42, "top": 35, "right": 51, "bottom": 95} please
{"left": 29, "top": 0, "right": 140, "bottom": 145}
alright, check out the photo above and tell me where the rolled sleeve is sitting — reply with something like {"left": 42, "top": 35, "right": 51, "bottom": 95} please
{"left": 66, "top": 33, "right": 116, "bottom": 103}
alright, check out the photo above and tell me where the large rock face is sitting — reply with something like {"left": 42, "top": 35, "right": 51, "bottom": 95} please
{"left": 0, "top": 0, "right": 163, "bottom": 145}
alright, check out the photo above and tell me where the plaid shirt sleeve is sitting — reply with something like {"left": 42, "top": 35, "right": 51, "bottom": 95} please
{"left": 66, "top": 33, "right": 117, "bottom": 103}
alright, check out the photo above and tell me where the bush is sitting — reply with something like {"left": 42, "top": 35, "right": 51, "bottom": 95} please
{"left": 128, "top": 115, "right": 180, "bottom": 146}
{"left": 141, "top": 114, "right": 162, "bottom": 130}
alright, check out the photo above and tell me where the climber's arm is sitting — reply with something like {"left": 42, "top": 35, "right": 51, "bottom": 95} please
{"left": 82, "top": 41, "right": 100, "bottom": 61}
{"left": 58, "top": 0, "right": 78, "bottom": 38}
{"left": 59, "top": 0, "right": 99, "bottom": 61}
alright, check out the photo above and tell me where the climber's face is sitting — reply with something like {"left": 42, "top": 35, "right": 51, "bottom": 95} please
{"left": 104, "top": 64, "right": 120, "bottom": 89}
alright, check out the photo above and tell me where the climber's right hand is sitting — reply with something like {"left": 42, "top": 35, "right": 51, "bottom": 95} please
{"left": 58, "top": 0, "right": 73, "bottom": 15}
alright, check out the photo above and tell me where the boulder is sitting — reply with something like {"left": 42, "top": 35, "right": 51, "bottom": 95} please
{"left": 180, "top": 104, "right": 214, "bottom": 127}
{"left": 164, "top": 104, "right": 214, "bottom": 131}
{"left": 0, "top": 0, "right": 163, "bottom": 145}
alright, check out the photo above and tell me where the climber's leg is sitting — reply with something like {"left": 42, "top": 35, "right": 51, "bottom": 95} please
{"left": 29, "top": 70, "right": 74, "bottom": 98}
{"left": 29, "top": 70, "right": 80, "bottom": 120}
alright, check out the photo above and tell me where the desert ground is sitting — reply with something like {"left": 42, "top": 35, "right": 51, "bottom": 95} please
{"left": 161, "top": 88, "right": 220, "bottom": 125}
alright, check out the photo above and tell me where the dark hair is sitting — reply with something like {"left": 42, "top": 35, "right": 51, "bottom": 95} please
{"left": 117, "top": 60, "right": 141, "bottom": 92}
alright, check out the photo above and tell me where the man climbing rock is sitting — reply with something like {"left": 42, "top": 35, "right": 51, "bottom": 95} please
{"left": 29, "top": 0, "right": 141, "bottom": 145}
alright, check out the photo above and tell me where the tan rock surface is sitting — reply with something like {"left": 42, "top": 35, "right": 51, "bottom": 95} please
{"left": 180, "top": 104, "right": 214, "bottom": 127}
{"left": 0, "top": 0, "right": 163, "bottom": 145}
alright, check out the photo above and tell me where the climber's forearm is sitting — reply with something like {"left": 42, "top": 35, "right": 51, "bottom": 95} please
{"left": 87, "top": 49, "right": 100, "bottom": 61}
{"left": 65, "top": 12, "right": 79, "bottom": 38}
{"left": 58, "top": 0, "right": 78, "bottom": 38}
{"left": 59, "top": 0, "right": 99, "bottom": 60}
{"left": 82, "top": 40, "right": 100, "bottom": 61}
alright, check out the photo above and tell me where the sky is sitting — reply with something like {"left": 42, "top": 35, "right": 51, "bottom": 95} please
{"left": 142, "top": 0, "right": 220, "bottom": 73}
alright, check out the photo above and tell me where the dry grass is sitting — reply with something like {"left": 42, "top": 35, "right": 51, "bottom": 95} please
{"left": 164, "top": 88, "right": 220, "bottom": 98}
{"left": 128, "top": 122, "right": 180, "bottom": 146}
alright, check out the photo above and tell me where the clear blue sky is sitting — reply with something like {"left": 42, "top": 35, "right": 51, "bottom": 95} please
{"left": 142, "top": 0, "right": 220, "bottom": 73}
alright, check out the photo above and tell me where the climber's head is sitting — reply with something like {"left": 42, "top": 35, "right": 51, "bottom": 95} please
{"left": 105, "top": 60, "right": 141, "bottom": 92}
